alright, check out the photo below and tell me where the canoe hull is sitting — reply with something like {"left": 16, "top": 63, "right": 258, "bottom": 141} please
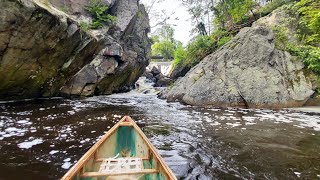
{"left": 62, "top": 116, "right": 176, "bottom": 180}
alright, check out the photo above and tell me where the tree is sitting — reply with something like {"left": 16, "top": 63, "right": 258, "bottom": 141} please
{"left": 151, "top": 24, "right": 179, "bottom": 60}
{"left": 151, "top": 40, "right": 176, "bottom": 60}
{"left": 181, "top": 0, "right": 214, "bottom": 36}
{"left": 212, "top": 0, "right": 256, "bottom": 30}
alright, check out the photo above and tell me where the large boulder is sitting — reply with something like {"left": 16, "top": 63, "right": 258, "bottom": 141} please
{"left": 0, "top": 0, "right": 150, "bottom": 100}
{"left": 143, "top": 66, "right": 172, "bottom": 87}
{"left": 164, "top": 26, "right": 317, "bottom": 108}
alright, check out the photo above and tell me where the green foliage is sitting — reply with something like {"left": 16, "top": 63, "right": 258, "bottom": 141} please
{"left": 171, "top": 28, "right": 233, "bottom": 72}
{"left": 151, "top": 40, "right": 176, "bottom": 60}
{"left": 151, "top": 25, "right": 178, "bottom": 60}
{"left": 272, "top": 25, "right": 289, "bottom": 49}
{"left": 185, "top": 35, "right": 216, "bottom": 66}
{"left": 213, "top": 0, "right": 255, "bottom": 29}
{"left": 150, "top": 35, "right": 160, "bottom": 44}
{"left": 269, "top": 0, "right": 320, "bottom": 76}
{"left": 213, "top": 29, "right": 233, "bottom": 47}
{"left": 259, "top": 0, "right": 294, "bottom": 17}
{"left": 85, "top": 0, "right": 116, "bottom": 29}
{"left": 217, "top": 36, "right": 232, "bottom": 47}
{"left": 79, "top": 21, "right": 90, "bottom": 32}
{"left": 173, "top": 44, "right": 186, "bottom": 66}
{"left": 287, "top": 45, "right": 320, "bottom": 75}
{"left": 294, "top": 0, "right": 320, "bottom": 45}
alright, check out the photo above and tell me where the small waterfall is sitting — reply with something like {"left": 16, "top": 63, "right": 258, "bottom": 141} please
{"left": 147, "top": 61, "right": 173, "bottom": 76}
{"left": 134, "top": 76, "right": 158, "bottom": 94}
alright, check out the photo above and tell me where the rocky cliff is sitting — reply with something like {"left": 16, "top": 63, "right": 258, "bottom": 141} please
{"left": 163, "top": 25, "right": 317, "bottom": 108}
{"left": 0, "top": 0, "right": 150, "bottom": 100}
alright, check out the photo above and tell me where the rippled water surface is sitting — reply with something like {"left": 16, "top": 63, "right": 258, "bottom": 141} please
{"left": 1, "top": 89, "right": 320, "bottom": 179}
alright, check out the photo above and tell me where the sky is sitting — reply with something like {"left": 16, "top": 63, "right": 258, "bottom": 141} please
{"left": 140, "top": 0, "right": 193, "bottom": 45}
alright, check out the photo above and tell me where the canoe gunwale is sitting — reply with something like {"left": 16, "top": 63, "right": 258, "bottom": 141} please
{"left": 61, "top": 117, "right": 122, "bottom": 179}
{"left": 61, "top": 116, "right": 177, "bottom": 180}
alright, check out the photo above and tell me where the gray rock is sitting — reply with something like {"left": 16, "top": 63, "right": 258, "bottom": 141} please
{"left": 164, "top": 26, "right": 317, "bottom": 108}
{"left": 0, "top": 0, "right": 150, "bottom": 100}
{"left": 143, "top": 66, "right": 172, "bottom": 87}
{"left": 151, "top": 66, "right": 161, "bottom": 76}
{"left": 110, "top": 0, "right": 139, "bottom": 31}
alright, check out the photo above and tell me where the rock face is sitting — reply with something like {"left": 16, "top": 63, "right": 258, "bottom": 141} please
{"left": 169, "top": 64, "right": 191, "bottom": 80}
{"left": 143, "top": 67, "right": 172, "bottom": 87}
{"left": 0, "top": 0, "right": 150, "bottom": 100}
{"left": 164, "top": 26, "right": 317, "bottom": 108}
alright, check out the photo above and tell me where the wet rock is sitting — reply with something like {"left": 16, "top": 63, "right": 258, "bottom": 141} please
{"left": 164, "top": 26, "right": 317, "bottom": 108}
{"left": 143, "top": 71, "right": 154, "bottom": 80}
{"left": 143, "top": 66, "right": 172, "bottom": 87}
{"left": 155, "top": 75, "right": 172, "bottom": 87}
{"left": 150, "top": 66, "right": 161, "bottom": 76}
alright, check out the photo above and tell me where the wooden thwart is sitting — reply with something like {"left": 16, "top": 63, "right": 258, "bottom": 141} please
{"left": 98, "top": 157, "right": 142, "bottom": 173}
{"left": 80, "top": 169, "right": 159, "bottom": 177}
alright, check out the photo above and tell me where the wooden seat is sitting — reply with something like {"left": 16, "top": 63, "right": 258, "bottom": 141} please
{"left": 80, "top": 157, "right": 159, "bottom": 177}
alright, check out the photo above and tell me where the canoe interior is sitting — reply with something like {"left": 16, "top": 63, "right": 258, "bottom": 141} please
{"left": 66, "top": 117, "right": 175, "bottom": 180}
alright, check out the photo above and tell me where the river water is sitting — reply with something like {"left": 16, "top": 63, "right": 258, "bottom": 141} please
{"left": 0, "top": 77, "right": 320, "bottom": 180}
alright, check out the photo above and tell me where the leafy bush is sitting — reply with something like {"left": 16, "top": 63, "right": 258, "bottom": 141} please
{"left": 85, "top": 0, "right": 116, "bottom": 29}
{"left": 172, "top": 28, "right": 233, "bottom": 70}
{"left": 212, "top": 29, "right": 233, "bottom": 47}
{"left": 294, "top": 0, "right": 320, "bottom": 46}
{"left": 184, "top": 35, "right": 216, "bottom": 66}
{"left": 79, "top": 21, "right": 90, "bottom": 32}
{"left": 213, "top": 0, "right": 256, "bottom": 29}
{"left": 173, "top": 44, "right": 186, "bottom": 66}
{"left": 272, "top": 25, "right": 289, "bottom": 49}
{"left": 259, "top": 0, "right": 294, "bottom": 17}
{"left": 287, "top": 44, "right": 320, "bottom": 75}
{"left": 217, "top": 36, "right": 232, "bottom": 47}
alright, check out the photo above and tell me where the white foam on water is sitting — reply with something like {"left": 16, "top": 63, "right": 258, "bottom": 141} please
{"left": 5, "top": 127, "right": 19, "bottom": 132}
{"left": 210, "top": 122, "right": 221, "bottom": 126}
{"left": 226, "top": 122, "right": 241, "bottom": 127}
{"left": 294, "top": 172, "right": 301, "bottom": 177}
{"left": 18, "top": 138, "right": 43, "bottom": 149}
{"left": 17, "top": 120, "right": 29, "bottom": 124}
{"left": 61, "top": 162, "right": 72, "bottom": 169}
{"left": 49, "top": 150, "right": 59, "bottom": 155}
{"left": 67, "top": 111, "right": 75, "bottom": 115}
{"left": 63, "top": 158, "right": 71, "bottom": 162}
